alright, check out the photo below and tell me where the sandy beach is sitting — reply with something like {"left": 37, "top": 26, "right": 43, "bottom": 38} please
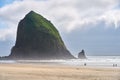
{"left": 0, "top": 63, "right": 120, "bottom": 80}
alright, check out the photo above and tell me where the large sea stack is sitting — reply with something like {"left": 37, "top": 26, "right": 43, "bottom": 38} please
{"left": 9, "top": 11, "right": 75, "bottom": 59}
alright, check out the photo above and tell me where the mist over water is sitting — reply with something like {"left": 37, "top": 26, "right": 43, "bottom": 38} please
{"left": 0, "top": 56, "right": 120, "bottom": 68}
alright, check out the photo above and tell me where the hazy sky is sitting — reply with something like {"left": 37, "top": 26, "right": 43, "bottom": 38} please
{"left": 0, "top": 0, "right": 120, "bottom": 56}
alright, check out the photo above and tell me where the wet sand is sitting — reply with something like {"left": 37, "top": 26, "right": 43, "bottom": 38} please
{"left": 0, "top": 63, "right": 120, "bottom": 80}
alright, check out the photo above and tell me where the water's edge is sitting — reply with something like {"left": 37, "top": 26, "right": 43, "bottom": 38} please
{"left": 0, "top": 56, "right": 120, "bottom": 68}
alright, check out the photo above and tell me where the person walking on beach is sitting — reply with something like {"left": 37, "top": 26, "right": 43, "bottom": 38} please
{"left": 113, "top": 64, "right": 117, "bottom": 67}
{"left": 115, "top": 64, "right": 117, "bottom": 67}
{"left": 84, "top": 63, "right": 87, "bottom": 66}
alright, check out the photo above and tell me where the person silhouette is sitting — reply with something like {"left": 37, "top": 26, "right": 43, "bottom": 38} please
{"left": 84, "top": 63, "right": 86, "bottom": 66}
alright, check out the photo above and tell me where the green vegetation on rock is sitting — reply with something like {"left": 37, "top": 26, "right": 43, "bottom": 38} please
{"left": 25, "top": 11, "right": 64, "bottom": 46}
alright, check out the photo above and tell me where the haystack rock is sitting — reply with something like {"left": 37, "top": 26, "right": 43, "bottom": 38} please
{"left": 78, "top": 50, "right": 86, "bottom": 59}
{"left": 9, "top": 11, "right": 75, "bottom": 59}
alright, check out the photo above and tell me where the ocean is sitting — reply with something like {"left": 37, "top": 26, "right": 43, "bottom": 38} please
{"left": 0, "top": 56, "right": 120, "bottom": 68}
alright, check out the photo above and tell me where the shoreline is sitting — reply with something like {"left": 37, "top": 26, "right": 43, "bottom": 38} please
{"left": 0, "top": 59, "right": 120, "bottom": 68}
{"left": 0, "top": 63, "right": 120, "bottom": 80}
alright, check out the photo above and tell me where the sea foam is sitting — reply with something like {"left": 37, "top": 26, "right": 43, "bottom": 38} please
{"left": 0, "top": 56, "right": 120, "bottom": 67}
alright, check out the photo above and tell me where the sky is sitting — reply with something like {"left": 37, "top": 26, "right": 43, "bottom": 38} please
{"left": 0, "top": 0, "right": 120, "bottom": 57}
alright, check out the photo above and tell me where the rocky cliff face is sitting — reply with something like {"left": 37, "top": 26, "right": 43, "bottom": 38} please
{"left": 9, "top": 11, "right": 75, "bottom": 59}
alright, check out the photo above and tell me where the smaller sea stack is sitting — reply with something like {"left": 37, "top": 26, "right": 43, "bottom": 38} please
{"left": 78, "top": 50, "right": 87, "bottom": 59}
